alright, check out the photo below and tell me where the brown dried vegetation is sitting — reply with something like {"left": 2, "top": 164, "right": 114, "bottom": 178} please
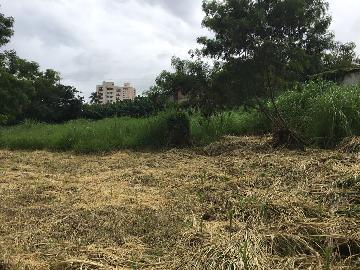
{"left": 0, "top": 136, "right": 359, "bottom": 269}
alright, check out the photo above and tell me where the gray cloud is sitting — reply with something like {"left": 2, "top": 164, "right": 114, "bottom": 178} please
{"left": 328, "top": 0, "right": 360, "bottom": 49}
{"left": 142, "top": 0, "right": 201, "bottom": 24}
{"left": 1, "top": 0, "right": 359, "bottom": 100}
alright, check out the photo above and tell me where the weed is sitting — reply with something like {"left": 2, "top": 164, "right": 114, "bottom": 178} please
{"left": 323, "top": 243, "right": 333, "bottom": 270}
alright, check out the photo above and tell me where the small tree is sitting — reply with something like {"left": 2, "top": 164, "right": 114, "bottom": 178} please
{"left": 149, "top": 56, "right": 225, "bottom": 116}
{"left": 89, "top": 92, "right": 100, "bottom": 104}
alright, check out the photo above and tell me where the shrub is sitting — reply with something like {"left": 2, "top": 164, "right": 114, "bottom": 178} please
{"left": 164, "top": 111, "right": 191, "bottom": 147}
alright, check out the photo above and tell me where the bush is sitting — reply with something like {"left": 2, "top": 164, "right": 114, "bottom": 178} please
{"left": 164, "top": 112, "right": 191, "bottom": 147}
{"left": 0, "top": 114, "right": 9, "bottom": 125}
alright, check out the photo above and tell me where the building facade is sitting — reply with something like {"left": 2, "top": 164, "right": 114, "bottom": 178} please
{"left": 310, "top": 67, "right": 360, "bottom": 86}
{"left": 342, "top": 68, "right": 360, "bottom": 86}
{"left": 96, "top": 81, "right": 137, "bottom": 104}
{"left": 169, "top": 89, "right": 189, "bottom": 103}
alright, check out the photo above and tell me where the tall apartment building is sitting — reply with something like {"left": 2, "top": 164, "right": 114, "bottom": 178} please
{"left": 96, "top": 81, "right": 137, "bottom": 104}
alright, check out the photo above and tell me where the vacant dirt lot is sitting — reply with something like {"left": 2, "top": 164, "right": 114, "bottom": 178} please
{"left": 0, "top": 136, "right": 359, "bottom": 269}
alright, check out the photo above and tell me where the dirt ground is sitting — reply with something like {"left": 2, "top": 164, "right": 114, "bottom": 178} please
{"left": 0, "top": 136, "right": 359, "bottom": 269}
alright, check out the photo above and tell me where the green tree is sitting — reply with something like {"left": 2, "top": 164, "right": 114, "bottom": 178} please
{"left": 2, "top": 50, "right": 40, "bottom": 80}
{"left": 0, "top": 49, "right": 83, "bottom": 123}
{"left": 0, "top": 12, "right": 34, "bottom": 124}
{"left": 23, "top": 69, "right": 83, "bottom": 123}
{"left": 198, "top": 0, "right": 335, "bottom": 103}
{"left": 148, "top": 56, "right": 225, "bottom": 116}
{"left": 0, "top": 10, "right": 13, "bottom": 47}
{"left": 89, "top": 92, "right": 99, "bottom": 104}
{"left": 0, "top": 9, "right": 83, "bottom": 124}
{"left": 0, "top": 66, "right": 34, "bottom": 124}
{"left": 192, "top": 0, "right": 360, "bottom": 146}
{"left": 324, "top": 41, "right": 360, "bottom": 70}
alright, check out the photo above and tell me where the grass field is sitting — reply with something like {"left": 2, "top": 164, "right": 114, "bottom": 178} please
{"left": 0, "top": 136, "right": 359, "bottom": 269}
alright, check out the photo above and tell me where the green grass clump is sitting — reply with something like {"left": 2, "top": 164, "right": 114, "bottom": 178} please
{"left": 165, "top": 112, "right": 191, "bottom": 147}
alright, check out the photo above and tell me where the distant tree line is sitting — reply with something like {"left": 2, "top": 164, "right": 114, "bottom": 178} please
{"left": 81, "top": 96, "right": 167, "bottom": 120}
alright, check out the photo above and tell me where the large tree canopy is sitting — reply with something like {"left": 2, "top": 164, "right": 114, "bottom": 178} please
{"left": 0, "top": 11, "right": 31, "bottom": 123}
{"left": 197, "top": 0, "right": 336, "bottom": 102}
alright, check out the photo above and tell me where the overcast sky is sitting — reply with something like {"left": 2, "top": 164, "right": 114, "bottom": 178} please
{"left": 1, "top": 0, "right": 360, "bottom": 99}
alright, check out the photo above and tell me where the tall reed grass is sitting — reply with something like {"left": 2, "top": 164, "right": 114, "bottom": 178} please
{"left": 277, "top": 81, "right": 360, "bottom": 147}
{"left": 190, "top": 109, "right": 268, "bottom": 145}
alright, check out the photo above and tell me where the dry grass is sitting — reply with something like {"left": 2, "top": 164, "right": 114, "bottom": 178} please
{"left": 339, "top": 137, "right": 360, "bottom": 153}
{"left": 0, "top": 136, "right": 359, "bottom": 269}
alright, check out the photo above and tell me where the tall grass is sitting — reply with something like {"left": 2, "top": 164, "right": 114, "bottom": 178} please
{"left": 191, "top": 109, "right": 269, "bottom": 145}
{"left": 0, "top": 110, "right": 266, "bottom": 153}
{"left": 0, "top": 115, "right": 168, "bottom": 153}
{"left": 277, "top": 81, "right": 360, "bottom": 147}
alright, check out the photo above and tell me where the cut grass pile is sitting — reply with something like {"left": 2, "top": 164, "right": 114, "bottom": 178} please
{"left": 0, "top": 136, "right": 359, "bottom": 269}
